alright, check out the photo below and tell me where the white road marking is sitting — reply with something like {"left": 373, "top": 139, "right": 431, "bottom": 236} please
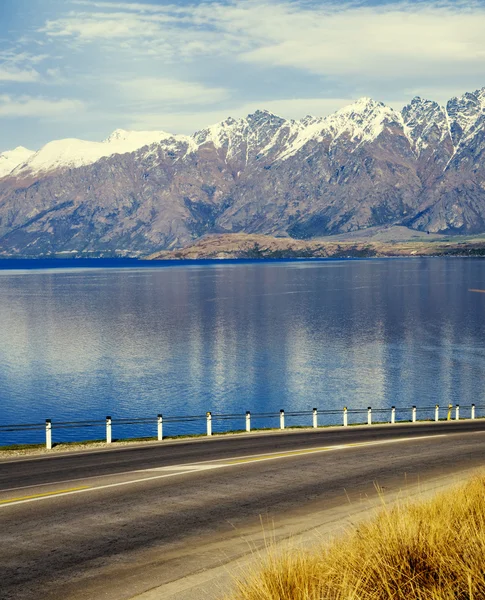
{"left": 2, "top": 429, "right": 481, "bottom": 495}
{"left": 0, "top": 433, "right": 456, "bottom": 508}
{"left": 141, "top": 464, "right": 224, "bottom": 472}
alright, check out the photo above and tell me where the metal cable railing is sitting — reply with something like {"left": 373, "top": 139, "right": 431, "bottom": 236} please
{"left": 0, "top": 403, "right": 481, "bottom": 449}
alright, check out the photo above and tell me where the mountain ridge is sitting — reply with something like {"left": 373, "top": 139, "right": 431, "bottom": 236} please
{"left": 2, "top": 88, "right": 485, "bottom": 256}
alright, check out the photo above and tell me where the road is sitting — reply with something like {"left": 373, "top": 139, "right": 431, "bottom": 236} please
{"left": 1, "top": 421, "right": 485, "bottom": 600}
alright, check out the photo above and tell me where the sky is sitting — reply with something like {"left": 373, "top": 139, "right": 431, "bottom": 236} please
{"left": 2, "top": 0, "right": 485, "bottom": 151}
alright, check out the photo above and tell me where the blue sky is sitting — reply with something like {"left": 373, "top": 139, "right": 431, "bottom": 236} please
{"left": 2, "top": 0, "right": 485, "bottom": 151}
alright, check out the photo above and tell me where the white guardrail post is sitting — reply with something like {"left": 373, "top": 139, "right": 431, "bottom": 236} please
{"left": 157, "top": 414, "right": 163, "bottom": 441}
{"left": 106, "top": 416, "right": 112, "bottom": 444}
{"left": 27, "top": 401, "right": 479, "bottom": 450}
{"left": 45, "top": 419, "right": 52, "bottom": 450}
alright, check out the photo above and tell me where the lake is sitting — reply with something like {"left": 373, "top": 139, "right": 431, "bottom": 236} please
{"left": 1, "top": 257, "right": 485, "bottom": 445}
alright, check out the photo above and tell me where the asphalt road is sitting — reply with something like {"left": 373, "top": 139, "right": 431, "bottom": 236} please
{"left": 1, "top": 421, "right": 485, "bottom": 600}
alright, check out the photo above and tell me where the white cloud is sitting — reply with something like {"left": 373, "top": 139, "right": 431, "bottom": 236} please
{"left": 41, "top": 11, "right": 176, "bottom": 41}
{"left": 72, "top": 1, "right": 177, "bottom": 12}
{"left": 38, "top": 1, "right": 485, "bottom": 80}
{"left": 236, "top": 3, "right": 485, "bottom": 79}
{"left": 0, "top": 68, "right": 40, "bottom": 83}
{"left": 0, "top": 50, "right": 48, "bottom": 66}
{"left": 0, "top": 95, "right": 85, "bottom": 118}
{"left": 39, "top": 3, "right": 245, "bottom": 57}
{"left": 0, "top": 49, "right": 49, "bottom": 84}
{"left": 119, "top": 77, "right": 229, "bottom": 106}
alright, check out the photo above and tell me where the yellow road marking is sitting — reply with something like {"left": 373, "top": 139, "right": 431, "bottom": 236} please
{"left": 0, "top": 486, "right": 90, "bottom": 504}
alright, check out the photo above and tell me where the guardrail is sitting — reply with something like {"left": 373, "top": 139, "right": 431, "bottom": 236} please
{"left": 0, "top": 403, "right": 481, "bottom": 449}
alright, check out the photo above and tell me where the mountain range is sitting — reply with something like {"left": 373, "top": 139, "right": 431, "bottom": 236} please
{"left": 2, "top": 87, "right": 485, "bottom": 257}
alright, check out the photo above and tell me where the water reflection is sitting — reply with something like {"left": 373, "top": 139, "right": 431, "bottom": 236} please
{"left": 1, "top": 259, "right": 485, "bottom": 443}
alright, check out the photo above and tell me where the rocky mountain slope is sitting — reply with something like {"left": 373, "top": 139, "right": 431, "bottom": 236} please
{"left": 2, "top": 88, "right": 485, "bottom": 256}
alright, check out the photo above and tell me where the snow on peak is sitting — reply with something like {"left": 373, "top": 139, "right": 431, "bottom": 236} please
{"left": 446, "top": 91, "right": 485, "bottom": 146}
{"left": 0, "top": 146, "right": 35, "bottom": 179}
{"left": 401, "top": 97, "right": 449, "bottom": 156}
{"left": 402, "top": 96, "right": 445, "bottom": 128}
{"left": 269, "top": 99, "right": 402, "bottom": 163}
{"left": 331, "top": 97, "right": 392, "bottom": 121}
{"left": 193, "top": 116, "right": 239, "bottom": 148}
{"left": 102, "top": 128, "right": 173, "bottom": 145}
{"left": 320, "top": 97, "right": 401, "bottom": 147}
{"left": 474, "top": 87, "right": 485, "bottom": 104}
{"left": 10, "top": 129, "right": 185, "bottom": 178}
{"left": 246, "top": 109, "right": 282, "bottom": 122}
{"left": 7, "top": 90, "right": 485, "bottom": 180}
{"left": 193, "top": 110, "right": 286, "bottom": 151}
{"left": 103, "top": 128, "right": 130, "bottom": 143}
{"left": 352, "top": 96, "right": 378, "bottom": 108}
{"left": 272, "top": 117, "right": 325, "bottom": 162}
{"left": 300, "top": 115, "right": 320, "bottom": 127}
{"left": 272, "top": 98, "right": 405, "bottom": 162}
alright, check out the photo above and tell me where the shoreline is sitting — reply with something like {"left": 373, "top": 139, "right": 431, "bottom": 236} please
{"left": 2, "top": 228, "right": 485, "bottom": 263}
{"left": 149, "top": 232, "right": 485, "bottom": 260}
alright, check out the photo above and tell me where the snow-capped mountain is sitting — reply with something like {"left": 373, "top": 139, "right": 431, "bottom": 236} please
{"left": 7, "top": 129, "right": 194, "bottom": 178}
{"left": 0, "top": 146, "right": 35, "bottom": 179}
{"left": 2, "top": 88, "right": 485, "bottom": 256}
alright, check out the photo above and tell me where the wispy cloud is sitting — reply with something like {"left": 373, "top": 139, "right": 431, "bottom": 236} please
{"left": 0, "top": 50, "right": 49, "bottom": 66}
{"left": 0, "top": 49, "right": 49, "bottom": 84}
{"left": 235, "top": 2, "right": 485, "bottom": 79}
{"left": 0, "top": 95, "right": 85, "bottom": 118}
{"left": 118, "top": 77, "right": 229, "bottom": 107}
{"left": 41, "top": 11, "right": 174, "bottom": 41}
{"left": 71, "top": 1, "right": 179, "bottom": 12}
{"left": 0, "top": 68, "right": 40, "bottom": 83}
{"left": 39, "top": 2, "right": 247, "bottom": 57}
{"left": 38, "top": 1, "right": 485, "bottom": 84}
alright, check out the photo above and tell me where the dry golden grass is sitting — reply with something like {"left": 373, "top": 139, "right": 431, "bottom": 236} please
{"left": 229, "top": 477, "right": 485, "bottom": 600}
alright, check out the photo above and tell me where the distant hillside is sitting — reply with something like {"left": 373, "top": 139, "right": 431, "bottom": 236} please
{"left": 148, "top": 232, "right": 485, "bottom": 260}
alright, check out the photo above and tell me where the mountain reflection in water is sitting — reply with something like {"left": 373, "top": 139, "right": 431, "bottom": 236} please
{"left": 1, "top": 258, "right": 484, "bottom": 444}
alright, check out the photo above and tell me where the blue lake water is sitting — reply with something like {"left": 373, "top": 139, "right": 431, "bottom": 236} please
{"left": 1, "top": 257, "right": 485, "bottom": 445}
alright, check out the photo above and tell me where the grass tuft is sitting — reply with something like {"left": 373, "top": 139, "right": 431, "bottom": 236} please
{"left": 229, "top": 477, "right": 485, "bottom": 600}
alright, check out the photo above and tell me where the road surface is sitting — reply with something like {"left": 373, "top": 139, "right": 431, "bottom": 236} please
{"left": 1, "top": 421, "right": 485, "bottom": 600}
